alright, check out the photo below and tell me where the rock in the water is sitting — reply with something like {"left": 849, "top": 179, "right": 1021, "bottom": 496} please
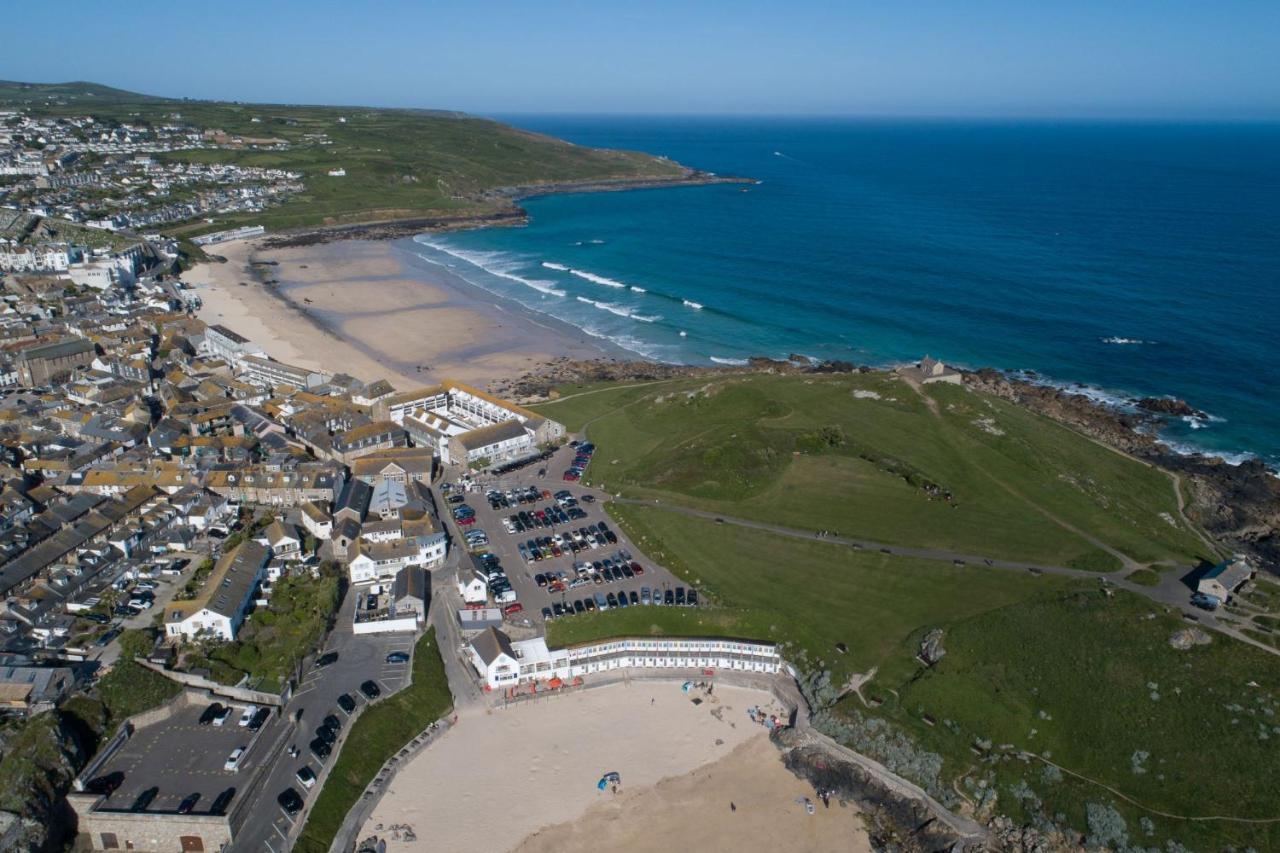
{"left": 1136, "top": 397, "right": 1203, "bottom": 418}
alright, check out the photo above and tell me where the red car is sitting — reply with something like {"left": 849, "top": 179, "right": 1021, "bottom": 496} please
{"left": 502, "top": 602, "right": 524, "bottom": 617}
{"left": 457, "top": 515, "right": 476, "bottom": 525}
{"left": 563, "top": 471, "right": 580, "bottom": 481}
{"left": 630, "top": 562, "right": 645, "bottom": 576}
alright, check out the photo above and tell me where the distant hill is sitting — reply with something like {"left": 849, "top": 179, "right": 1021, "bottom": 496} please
{"left": 0, "top": 79, "right": 165, "bottom": 105}
{"left": 0, "top": 80, "right": 723, "bottom": 237}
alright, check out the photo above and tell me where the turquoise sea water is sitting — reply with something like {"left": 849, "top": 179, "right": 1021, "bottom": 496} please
{"left": 401, "top": 118, "right": 1280, "bottom": 467}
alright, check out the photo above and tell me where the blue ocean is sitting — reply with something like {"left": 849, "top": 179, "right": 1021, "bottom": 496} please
{"left": 403, "top": 118, "right": 1280, "bottom": 467}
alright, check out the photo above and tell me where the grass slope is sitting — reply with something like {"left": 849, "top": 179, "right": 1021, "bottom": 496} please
{"left": 860, "top": 589, "right": 1280, "bottom": 850}
{"left": 533, "top": 373, "right": 1209, "bottom": 568}
{"left": 1, "top": 80, "right": 689, "bottom": 233}
{"left": 294, "top": 629, "right": 452, "bottom": 853}
{"left": 533, "top": 373, "right": 1271, "bottom": 848}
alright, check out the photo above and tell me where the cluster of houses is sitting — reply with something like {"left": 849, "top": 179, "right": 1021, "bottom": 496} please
{"left": 0, "top": 252, "right": 565, "bottom": 656}
{"left": 1, "top": 107, "right": 303, "bottom": 262}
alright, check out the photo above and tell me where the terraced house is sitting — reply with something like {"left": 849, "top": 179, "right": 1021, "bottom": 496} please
{"left": 164, "top": 540, "right": 270, "bottom": 642}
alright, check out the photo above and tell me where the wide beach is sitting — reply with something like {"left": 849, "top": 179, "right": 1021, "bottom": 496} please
{"left": 360, "top": 682, "right": 868, "bottom": 853}
{"left": 187, "top": 237, "right": 629, "bottom": 391}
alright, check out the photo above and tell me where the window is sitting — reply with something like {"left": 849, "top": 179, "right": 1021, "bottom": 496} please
{"left": 100, "top": 833, "right": 119, "bottom": 850}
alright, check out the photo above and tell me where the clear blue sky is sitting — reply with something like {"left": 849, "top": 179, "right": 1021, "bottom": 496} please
{"left": 4, "top": 0, "right": 1278, "bottom": 118}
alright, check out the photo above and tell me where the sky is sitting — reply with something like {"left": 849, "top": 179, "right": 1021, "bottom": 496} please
{"left": 3, "top": 0, "right": 1279, "bottom": 118}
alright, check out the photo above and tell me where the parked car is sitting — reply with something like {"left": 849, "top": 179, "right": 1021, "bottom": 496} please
{"left": 85, "top": 772, "right": 124, "bottom": 796}
{"left": 1191, "top": 592, "right": 1221, "bottom": 611}
{"left": 212, "top": 705, "right": 233, "bottom": 726}
{"left": 224, "top": 747, "right": 246, "bottom": 772}
{"left": 360, "top": 680, "right": 381, "bottom": 700}
{"left": 386, "top": 651, "right": 410, "bottom": 663}
{"left": 337, "top": 693, "right": 357, "bottom": 714}
{"left": 247, "top": 707, "right": 270, "bottom": 731}
{"left": 314, "top": 651, "right": 339, "bottom": 668}
{"left": 296, "top": 765, "right": 317, "bottom": 789}
{"left": 177, "top": 793, "right": 201, "bottom": 815}
{"left": 238, "top": 705, "right": 259, "bottom": 727}
{"left": 131, "top": 786, "right": 159, "bottom": 812}
{"left": 323, "top": 713, "right": 342, "bottom": 732}
{"left": 278, "top": 787, "right": 304, "bottom": 817}
{"left": 309, "top": 738, "right": 332, "bottom": 761}
{"left": 210, "top": 787, "right": 237, "bottom": 815}
{"left": 503, "top": 602, "right": 524, "bottom": 617}
{"left": 199, "top": 702, "right": 225, "bottom": 725}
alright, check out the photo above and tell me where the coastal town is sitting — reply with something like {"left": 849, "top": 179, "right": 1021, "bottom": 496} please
{"left": 0, "top": 73, "right": 1278, "bottom": 853}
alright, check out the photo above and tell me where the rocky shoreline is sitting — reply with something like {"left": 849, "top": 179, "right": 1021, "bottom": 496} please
{"left": 502, "top": 356, "right": 1278, "bottom": 571}
{"left": 257, "top": 170, "right": 745, "bottom": 249}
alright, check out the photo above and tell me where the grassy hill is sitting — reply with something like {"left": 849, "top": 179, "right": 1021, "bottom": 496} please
{"left": 0, "top": 80, "right": 697, "bottom": 233}
{"left": 536, "top": 372, "right": 1211, "bottom": 570}
{"left": 534, "top": 373, "right": 1278, "bottom": 850}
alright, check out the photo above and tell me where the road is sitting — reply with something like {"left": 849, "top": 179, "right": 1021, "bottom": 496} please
{"left": 228, "top": 584, "right": 414, "bottom": 853}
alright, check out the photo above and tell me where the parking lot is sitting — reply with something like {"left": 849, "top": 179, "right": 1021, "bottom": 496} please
{"left": 445, "top": 443, "right": 696, "bottom": 627}
{"left": 229, "top": 591, "right": 416, "bottom": 852}
{"left": 87, "top": 698, "right": 284, "bottom": 817}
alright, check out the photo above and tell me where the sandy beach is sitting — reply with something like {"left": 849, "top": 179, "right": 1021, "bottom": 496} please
{"left": 359, "top": 681, "right": 865, "bottom": 853}
{"left": 186, "top": 237, "right": 625, "bottom": 391}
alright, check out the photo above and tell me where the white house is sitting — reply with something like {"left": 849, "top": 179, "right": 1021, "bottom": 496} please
{"left": 164, "top": 541, "right": 269, "bottom": 642}
{"left": 300, "top": 501, "right": 332, "bottom": 540}
{"left": 457, "top": 575, "right": 488, "bottom": 606}
{"left": 255, "top": 520, "right": 302, "bottom": 561}
{"left": 1197, "top": 555, "right": 1254, "bottom": 603}
{"left": 348, "top": 536, "right": 444, "bottom": 584}
{"left": 468, "top": 627, "right": 522, "bottom": 688}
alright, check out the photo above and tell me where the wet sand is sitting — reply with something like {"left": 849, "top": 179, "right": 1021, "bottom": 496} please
{"left": 359, "top": 682, "right": 863, "bottom": 853}
{"left": 187, "top": 237, "right": 625, "bottom": 390}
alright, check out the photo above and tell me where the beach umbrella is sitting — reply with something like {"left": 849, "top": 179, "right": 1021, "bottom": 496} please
{"left": 548, "top": 676, "right": 563, "bottom": 689}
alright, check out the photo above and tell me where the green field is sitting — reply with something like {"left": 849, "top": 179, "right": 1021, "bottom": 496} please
{"left": 1, "top": 80, "right": 691, "bottom": 233}
{"left": 532, "top": 373, "right": 1277, "bottom": 848}
{"left": 534, "top": 372, "right": 1212, "bottom": 569}
{"left": 294, "top": 629, "right": 452, "bottom": 853}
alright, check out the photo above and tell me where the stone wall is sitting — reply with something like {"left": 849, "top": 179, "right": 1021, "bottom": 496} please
{"left": 134, "top": 658, "right": 284, "bottom": 706}
{"left": 68, "top": 795, "right": 232, "bottom": 853}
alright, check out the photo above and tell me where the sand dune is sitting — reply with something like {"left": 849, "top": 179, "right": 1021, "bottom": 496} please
{"left": 359, "top": 682, "right": 858, "bottom": 853}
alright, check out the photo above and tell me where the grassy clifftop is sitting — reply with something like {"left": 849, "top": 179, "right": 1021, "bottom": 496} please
{"left": 0, "top": 80, "right": 703, "bottom": 233}
{"left": 533, "top": 372, "right": 1280, "bottom": 850}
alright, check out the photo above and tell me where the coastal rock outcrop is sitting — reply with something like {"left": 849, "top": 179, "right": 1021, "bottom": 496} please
{"left": 964, "top": 369, "right": 1280, "bottom": 570}
{"left": 777, "top": 735, "right": 985, "bottom": 852}
{"left": 1135, "top": 396, "right": 1204, "bottom": 418}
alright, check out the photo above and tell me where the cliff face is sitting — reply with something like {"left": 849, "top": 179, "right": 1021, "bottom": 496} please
{"left": 0, "top": 711, "right": 94, "bottom": 853}
{"left": 965, "top": 369, "right": 1280, "bottom": 569}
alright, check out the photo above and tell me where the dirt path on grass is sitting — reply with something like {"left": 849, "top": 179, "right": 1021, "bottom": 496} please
{"left": 610, "top": 499, "right": 1280, "bottom": 658}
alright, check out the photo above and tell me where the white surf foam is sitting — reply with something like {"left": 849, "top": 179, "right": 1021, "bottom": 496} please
{"left": 682, "top": 299, "right": 704, "bottom": 310}
{"left": 575, "top": 296, "right": 637, "bottom": 319}
{"left": 416, "top": 240, "right": 566, "bottom": 297}
{"left": 570, "top": 269, "right": 628, "bottom": 289}
{"left": 1101, "top": 336, "right": 1154, "bottom": 345}
{"left": 541, "top": 262, "right": 570, "bottom": 271}
{"left": 629, "top": 286, "right": 647, "bottom": 293}
{"left": 710, "top": 356, "right": 749, "bottom": 366}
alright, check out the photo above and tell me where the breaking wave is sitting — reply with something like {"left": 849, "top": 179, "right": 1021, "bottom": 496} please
{"left": 570, "top": 268, "right": 628, "bottom": 289}
{"left": 710, "top": 356, "right": 749, "bottom": 366}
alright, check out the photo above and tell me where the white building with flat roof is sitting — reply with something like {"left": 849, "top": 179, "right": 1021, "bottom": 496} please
{"left": 468, "top": 629, "right": 781, "bottom": 690}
